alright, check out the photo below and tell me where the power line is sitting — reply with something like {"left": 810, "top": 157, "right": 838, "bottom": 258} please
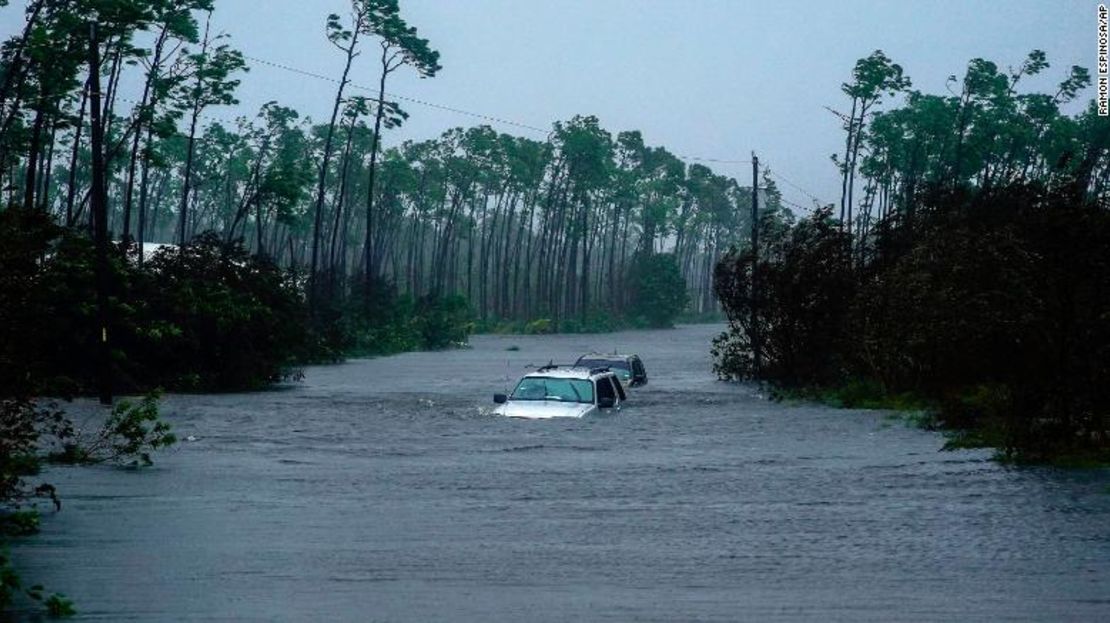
{"left": 110, "top": 53, "right": 825, "bottom": 201}
{"left": 778, "top": 196, "right": 811, "bottom": 214}
{"left": 243, "top": 54, "right": 551, "bottom": 135}
{"left": 245, "top": 52, "right": 759, "bottom": 168}
{"left": 114, "top": 95, "right": 239, "bottom": 127}
{"left": 680, "top": 155, "right": 752, "bottom": 166}
{"left": 111, "top": 92, "right": 760, "bottom": 176}
{"left": 765, "top": 168, "right": 827, "bottom": 206}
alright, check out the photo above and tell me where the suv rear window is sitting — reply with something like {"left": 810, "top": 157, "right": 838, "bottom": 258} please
{"left": 578, "top": 359, "right": 632, "bottom": 381}
{"left": 631, "top": 358, "right": 645, "bottom": 377}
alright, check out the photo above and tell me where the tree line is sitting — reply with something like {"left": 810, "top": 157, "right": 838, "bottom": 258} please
{"left": 0, "top": 3, "right": 786, "bottom": 609}
{"left": 714, "top": 50, "right": 1110, "bottom": 462}
{"left": 0, "top": 1, "right": 445, "bottom": 613}
{"left": 0, "top": 0, "right": 785, "bottom": 349}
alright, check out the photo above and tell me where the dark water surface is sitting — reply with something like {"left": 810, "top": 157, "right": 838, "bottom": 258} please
{"left": 11, "top": 325, "right": 1110, "bottom": 621}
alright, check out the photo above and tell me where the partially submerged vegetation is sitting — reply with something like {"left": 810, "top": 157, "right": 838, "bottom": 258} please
{"left": 1, "top": 208, "right": 307, "bottom": 396}
{"left": 1, "top": 394, "right": 176, "bottom": 616}
{"left": 0, "top": 0, "right": 707, "bottom": 608}
{"left": 714, "top": 50, "right": 1110, "bottom": 465}
{"left": 0, "top": 203, "right": 475, "bottom": 391}
{"left": 0, "top": 0, "right": 1104, "bottom": 614}
{"left": 0, "top": 1, "right": 468, "bottom": 614}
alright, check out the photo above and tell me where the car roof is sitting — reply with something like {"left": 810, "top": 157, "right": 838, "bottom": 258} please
{"left": 577, "top": 353, "right": 637, "bottom": 362}
{"left": 522, "top": 366, "right": 613, "bottom": 380}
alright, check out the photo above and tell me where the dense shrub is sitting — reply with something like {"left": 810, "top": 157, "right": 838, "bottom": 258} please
{"left": 713, "top": 185, "right": 1110, "bottom": 460}
{"left": 131, "top": 233, "right": 310, "bottom": 391}
{"left": 308, "top": 276, "right": 473, "bottom": 358}
{"left": 626, "top": 252, "right": 688, "bottom": 328}
{"left": 0, "top": 208, "right": 75, "bottom": 397}
{"left": 0, "top": 212, "right": 475, "bottom": 394}
{"left": 415, "top": 294, "right": 472, "bottom": 349}
{"left": 0, "top": 214, "right": 309, "bottom": 394}
{"left": 712, "top": 207, "right": 854, "bottom": 385}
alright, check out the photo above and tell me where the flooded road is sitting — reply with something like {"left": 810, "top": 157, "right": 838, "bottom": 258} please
{"left": 11, "top": 324, "right": 1110, "bottom": 621}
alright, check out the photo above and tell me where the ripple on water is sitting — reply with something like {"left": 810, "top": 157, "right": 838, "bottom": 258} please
{"left": 11, "top": 324, "right": 1110, "bottom": 622}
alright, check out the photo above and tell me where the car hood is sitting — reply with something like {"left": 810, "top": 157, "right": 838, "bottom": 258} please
{"left": 494, "top": 400, "right": 594, "bottom": 419}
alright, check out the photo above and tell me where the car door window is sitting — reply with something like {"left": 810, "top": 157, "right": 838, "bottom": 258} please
{"left": 596, "top": 376, "right": 615, "bottom": 405}
{"left": 632, "top": 358, "right": 646, "bottom": 380}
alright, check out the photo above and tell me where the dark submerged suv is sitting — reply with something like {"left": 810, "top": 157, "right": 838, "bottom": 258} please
{"left": 573, "top": 353, "right": 648, "bottom": 388}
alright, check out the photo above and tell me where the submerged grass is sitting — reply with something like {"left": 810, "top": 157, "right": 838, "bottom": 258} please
{"left": 994, "top": 449, "right": 1110, "bottom": 469}
{"left": 770, "top": 379, "right": 933, "bottom": 413}
{"left": 772, "top": 378, "right": 1110, "bottom": 468}
{"left": 473, "top": 308, "right": 703, "bottom": 337}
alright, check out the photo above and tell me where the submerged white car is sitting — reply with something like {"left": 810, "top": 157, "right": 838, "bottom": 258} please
{"left": 493, "top": 365, "right": 626, "bottom": 419}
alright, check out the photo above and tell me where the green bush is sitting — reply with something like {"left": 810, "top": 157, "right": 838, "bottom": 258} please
{"left": 44, "top": 593, "right": 76, "bottom": 617}
{"left": 476, "top": 311, "right": 627, "bottom": 335}
{"left": 413, "top": 294, "right": 472, "bottom": 350}
{"left": 1, "top": 393, "right": 173, "bottom": 618}
{"left": 130, "top": 234, "right": 309, "bottom": 391}
{"left": 0, "top": 548, "right": 74, "bottom": 618}
{"left": 0, "top": 214, "right": 310, "bottom": 395}
{"left": 523, "top": 318, "right": 553, "bottom": 334}
{"left": 712, "top": 207, "right": 853, "bottom": 384}
{"left": 713, "top": 184, "right": 1110, "bottom": 462}
{"left": 626, "top": 252, "right": 688, "bottom": 328}
{"left": 308, "top": 277, "right": 473, "bottom": 358}
{"left": 0, "top": 511, "right": 40, "bottom": 537}
{"left": 50, "top": 394, "right": 176, "bottom": 467}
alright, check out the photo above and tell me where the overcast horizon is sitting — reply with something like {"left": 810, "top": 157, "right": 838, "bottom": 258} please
{"left": 1, "top": 0, "right": 1097, "bottom": 211}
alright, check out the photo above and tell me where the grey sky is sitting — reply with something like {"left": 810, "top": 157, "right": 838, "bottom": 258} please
{"left": 1, "top": 0, "right": 1098, "bottom": 210}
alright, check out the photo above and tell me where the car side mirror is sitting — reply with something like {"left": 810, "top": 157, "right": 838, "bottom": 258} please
{"left": 598, "top": 396, "right": 615, "bottom": 408}
{"left": 494, "top": 393, "right": 508, "bottom": 404}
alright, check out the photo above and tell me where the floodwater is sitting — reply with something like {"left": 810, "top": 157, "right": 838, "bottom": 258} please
{"left": 9, "top": 324, "right": 1110, "bottom": 621}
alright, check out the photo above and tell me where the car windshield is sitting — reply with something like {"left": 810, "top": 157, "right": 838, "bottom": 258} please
{"left": 578, "top": 359, "right": 632, "bottom": 380}
{"left": 510, "top": 376, "right": 595, "bottom": 404}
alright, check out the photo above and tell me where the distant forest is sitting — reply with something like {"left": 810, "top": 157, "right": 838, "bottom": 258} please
{"left": 2, "top": 1, "right": 1106, "bottom": 461}
{"left": 0, "top": 0, "right": 786, "bottom": 343}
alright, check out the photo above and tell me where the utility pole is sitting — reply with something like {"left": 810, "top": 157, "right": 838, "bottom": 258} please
{"left": 751, "top": 152, "right": 761, "bottom": 378}
{"left": 88, "top": 22, "right": 113, "bottom": 405}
